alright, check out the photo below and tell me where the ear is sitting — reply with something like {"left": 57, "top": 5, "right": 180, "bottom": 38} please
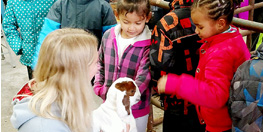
{"left": 146, "top": 12, "right": 152, "bottom": 23}
{"left": 115, "top": 82, "right": 126, "bottom": 91}
{"left": 216, "top": 18, "right": 227, "bottom": 31}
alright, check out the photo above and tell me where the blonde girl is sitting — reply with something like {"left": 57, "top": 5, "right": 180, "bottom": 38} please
{"left": 94, "top": 0, "right": 152, "bottom": 131}
{"left": 10, "top": 28, "right": 98, "bottom": 132}
{"left": 157, "top": 0, "right": 250, "bottom": 131}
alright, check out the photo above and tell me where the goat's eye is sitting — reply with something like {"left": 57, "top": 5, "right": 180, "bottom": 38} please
{"left": 132, "top": 90, "right": 135, "bottom": 93}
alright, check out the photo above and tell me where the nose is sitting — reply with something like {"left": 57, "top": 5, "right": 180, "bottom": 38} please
{"left": 195, "top": 28, "right": 199, "bottom": 34}
{"left": 128, "top": 24, "right": 135, "bottom": 31}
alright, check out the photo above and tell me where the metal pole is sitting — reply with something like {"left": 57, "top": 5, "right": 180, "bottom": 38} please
{"left": 234, "top": 2, "right": 263, "bottom": 15}
{"left": 150, "top": 0, "right": 170, "bottom": 10}
{"left": 232, "top": 18, "right": 263, "bottom": 32}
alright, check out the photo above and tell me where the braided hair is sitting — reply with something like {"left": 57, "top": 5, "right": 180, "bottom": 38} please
{"left": 191, "top": 0, "right": 243, "bottom": 24}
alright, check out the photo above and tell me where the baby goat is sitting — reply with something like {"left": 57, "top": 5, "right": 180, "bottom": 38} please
{"left": 92, "top": 77, "right": 141, "bottom": 132}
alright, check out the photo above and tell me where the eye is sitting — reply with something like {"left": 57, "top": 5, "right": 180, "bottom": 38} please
{"left": 198, "top": 26, "right": 203, "bottom": 30}
{"left": 136, "top": 22, "right": 141, "bottom": 25}
{"left": 132, "top": 90, "right": 135, "bottom": 93}
{"left": 123, "top": 21, "right": 128, "bottom": 24}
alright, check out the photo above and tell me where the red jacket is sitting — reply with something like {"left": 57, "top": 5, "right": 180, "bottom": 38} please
{"left": 164, "top": 28, "right": 250, "bottom": 132}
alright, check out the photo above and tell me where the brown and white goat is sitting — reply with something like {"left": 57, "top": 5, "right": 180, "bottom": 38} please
{"left": 92, "top": 77, "right": 140, "bottom": 132}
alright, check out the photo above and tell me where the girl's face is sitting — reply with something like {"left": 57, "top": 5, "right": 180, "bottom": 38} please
{"left": 191, "top": 8, "right": 221, "bottom": 39}
{"left": 118, "top": 12, "right": 150, "bottom": 39}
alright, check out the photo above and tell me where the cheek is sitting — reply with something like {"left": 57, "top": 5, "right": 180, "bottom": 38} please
{"left": 120, "top": 23, "right": 128, "bottom": 30}
{"left": 138, "top": 24, "right": 145, "bottom": 31}
{"left": 88, "top": 58, "right": 98, "bottom": 81}
{"left": 87, "top": 65, "right": 97, "bottom": 81}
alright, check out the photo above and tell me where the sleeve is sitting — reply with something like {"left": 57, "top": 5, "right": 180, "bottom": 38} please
{"left": 149, "top": 11, "right": 179, "bottom": 88}
{"left": 134, "top": 46, "right": 151, "bottom": 94}
{"left": 94, "top": 34, "right": 106, "bottom": 98}
{"left": 101, "top": 2, "right": 117, "bottom": 33}
{"left": 165, "top": 54, "right": 234, "bottom": 109}
{"left": 46, "top": 0, "right": 62, "bottom": 24}
{"left": 31, "top": 18, "right": 61, "bottom": 70}
{"left": 32, "top": 1, "right": 62, "bottom": 69}
{"left": 2, "top": 0, "right": 22, "bottom": 55}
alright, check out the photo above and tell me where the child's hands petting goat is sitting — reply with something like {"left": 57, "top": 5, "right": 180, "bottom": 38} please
{"left": 92, "top": 77, "right": 141, "bottom": 132}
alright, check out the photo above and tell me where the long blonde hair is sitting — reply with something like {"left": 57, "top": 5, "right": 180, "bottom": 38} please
{"left": 30, "top": 28, "right": 98, "bottom": 132}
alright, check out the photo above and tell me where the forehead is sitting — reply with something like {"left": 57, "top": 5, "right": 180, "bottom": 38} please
{"left": 119, "top": 12, "right": 145, "bottom": 21}
{"left": 191, "top": 9, "right": 211, "bottom": 25}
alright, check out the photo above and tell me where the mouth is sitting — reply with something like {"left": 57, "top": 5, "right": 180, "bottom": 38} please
{"left": 127, "top": 31, "right": 136, "bottom": 35}
{"left": 198, "top": 35, "right": 203, "bottom": 39}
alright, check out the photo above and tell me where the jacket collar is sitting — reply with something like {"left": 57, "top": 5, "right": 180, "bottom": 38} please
{"left": 111, "top": 24, "right": 151, "bottom": 47}
{"left": 198, "top": 25, "right": 240, "bottom": 47}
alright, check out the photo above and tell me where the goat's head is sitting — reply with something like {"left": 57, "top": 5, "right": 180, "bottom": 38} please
{"left": 112, "top": 77, "right": 141, "bottom": 115}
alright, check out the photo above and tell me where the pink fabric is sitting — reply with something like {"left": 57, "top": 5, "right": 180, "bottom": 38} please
{"left": 165, "top": 27, "right": 250, "bottom": 132}
{"left": 237, "top": 0, "right": 249, "bottom": 20}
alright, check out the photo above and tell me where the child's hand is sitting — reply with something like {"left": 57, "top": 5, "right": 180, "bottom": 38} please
{"left": 157, "top": 75, "right": 168, "bottom": 94}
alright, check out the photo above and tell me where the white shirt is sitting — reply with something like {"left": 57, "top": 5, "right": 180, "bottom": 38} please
{"left": 117, "top": 34, "right": 136, "bottom": 62}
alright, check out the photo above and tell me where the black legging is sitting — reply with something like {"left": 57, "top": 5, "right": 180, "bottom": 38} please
{"left": 27, "top": 66, "right": 33, "bottom": 80}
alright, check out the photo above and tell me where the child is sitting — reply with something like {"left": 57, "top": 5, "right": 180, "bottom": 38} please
{"left": 31, "top": 0, "right": 117, "bottom": 70}
{"left": 157, "top": 0, "right": 251, "bottom": 131}
{"left": 228, "top": 43, "right": 263, "bottom": 132}
{"left": 10, "top": 28, "right": 98, "bottom": 132}
{"left": 93, "top": 0, "right": 152, "bottom": 131}
{"left": 2, "top": 0, "right": 56, "bottom": 79}
{"left": 150, "top": 0, "right": 205, "bottom": 131}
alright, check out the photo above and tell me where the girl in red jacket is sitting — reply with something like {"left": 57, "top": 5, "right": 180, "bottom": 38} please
{"left": 157, "top": 0, "right": 250, "bottom": 131}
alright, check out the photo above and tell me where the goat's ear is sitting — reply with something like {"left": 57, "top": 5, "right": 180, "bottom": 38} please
{"left": 115, "top": 82, "right": 126, "bottom": 91}
{"left": 122, "top": 95, "right": 130, "bottom": 115}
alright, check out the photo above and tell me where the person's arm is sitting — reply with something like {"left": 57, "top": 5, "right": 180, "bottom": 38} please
{"left": 31, "top": 18, "right": 60, "bottom": 70}
{"left": 94, "top": 34, "right": 106, "bottom": 98}
{"left": 159, "top": 54, "right": 234, "bottom": 109}
{"left": 101, "top": 1, "right": 117, "bottom": 33}
{"left": 134, "top": 46, "right": 151, "bottom": 95}
{"left": 2, "top": 0, "right": 22, "bottom": 55}
{"left": 149, "top": 11, "right": 180, "bottom": 91}
{"left": 31, "top": 1, "right": 62, "bottom": 70}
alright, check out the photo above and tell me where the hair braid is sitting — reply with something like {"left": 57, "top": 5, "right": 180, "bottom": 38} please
{"left": 192, "top": 0, "right": 234, "bottom": 24}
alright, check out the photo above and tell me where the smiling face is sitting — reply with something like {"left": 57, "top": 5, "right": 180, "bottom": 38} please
{"left": 191, "top": 8, "right": 221, "bottom": 40}
{"left": 117, "top": 12, "right": 150, "bottom": 39}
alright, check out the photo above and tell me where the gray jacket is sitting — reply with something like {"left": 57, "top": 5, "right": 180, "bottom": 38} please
{"left": 11, "top": 97, "right": 71, "bottom": 132}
